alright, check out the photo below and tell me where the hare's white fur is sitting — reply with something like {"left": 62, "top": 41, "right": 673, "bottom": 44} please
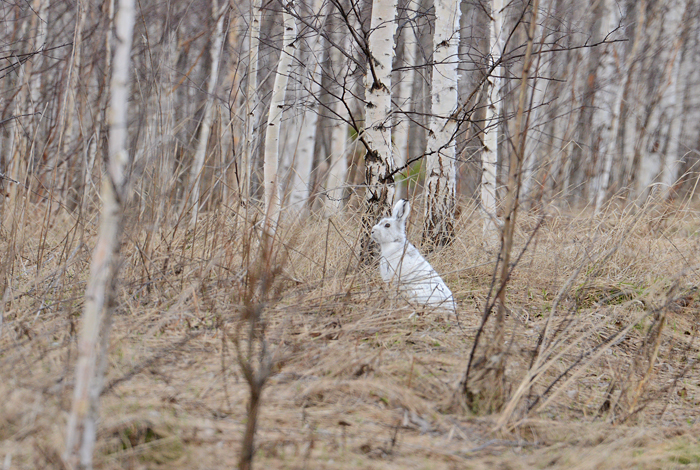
{"left": 371, "top": 199, "right": 456, "bottom": 312}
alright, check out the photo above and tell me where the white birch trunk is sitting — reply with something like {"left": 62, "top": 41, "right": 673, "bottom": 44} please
{"left": 662, "top": 0, "right": 690, "bottom": 196}
{"left": 423, "top": 0, "right": 460, "bottom": 245}
{"left": 636, "top": 0, "right": 685, "bottom": 199}
{"left": 61, "top": 0, "right": 87, "bottom": 210}
{"left": 64, "top": 0, "right": 135, "bottom": 467}
{"left": 325, "top": 122, "right": 350, "bottom": 215}
{"left": 29, "top": 0, "right": 50, "bottom": 107}
{"left": 324, "top": 4, "right": 352, "bottom": 216}
{"left": 189, "top": 2, "right": 228, "bottom": 225}
{"left": 263, "top": 1, "right": 296, "bottom": 233}
{"left": 596, "top": 0, "right": 644, "bottom": 213}
{"left": 241, "top": 0, "right": 263, "bottom": 203}
{"left": 392, "top": 1, "right": 417, "bottom": 199}
{"left": 363, "top": 0, "right": 399, "bottom": 215}
{"left": 360, "top": 0, "right": 399, "bottom": 261}
{"left": 590, "top": 0, "right": 620, "bottom": 211}
{"left": 5, "top": 14, "right": 32, "bottom": 222}
{"left": 481, "top": 0, "right": 503, "bottom": 246}
{"left": 521, "top": 16, "right": 547, "bottom": 204}
{"left": 287, "top": 0, "right": 324, "bottom": 216}
{"left": 676, "top": 14, "right": 700, "bottom": 194}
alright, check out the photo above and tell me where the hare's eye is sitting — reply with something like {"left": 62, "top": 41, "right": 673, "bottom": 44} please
{"left": 384, "top": 223, "right": 391, "bottom": 228}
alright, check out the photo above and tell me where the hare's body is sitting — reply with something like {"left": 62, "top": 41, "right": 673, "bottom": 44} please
{"left": 371, "top": 200, "right": 456, "bottom": 312}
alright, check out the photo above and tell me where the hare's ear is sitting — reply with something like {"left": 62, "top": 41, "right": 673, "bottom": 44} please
{"left": 392, "top": 199, "right": 410, "bottom": 224}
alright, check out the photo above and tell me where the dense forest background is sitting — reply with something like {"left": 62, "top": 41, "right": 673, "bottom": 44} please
{"left": 3, "top": 0, "right": 698, "bottom": 220}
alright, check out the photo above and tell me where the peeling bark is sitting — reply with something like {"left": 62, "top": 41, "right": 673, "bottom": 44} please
{"left": 423, "top": 0, "right": 460, "bottom": 246}
{"left": 360, "top": 0, "right": 398, "bottom": 261}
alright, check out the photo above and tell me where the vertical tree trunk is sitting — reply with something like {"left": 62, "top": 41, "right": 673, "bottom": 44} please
{"left": 463, "top": 0, "right": 540, "bottom": 415}
{"left": 62, "top": 0, "right": 87, "bottom": 212}
{"left": 324, "top": 0, "right": 352, "bottom": 215}
{"left": 634, "top": 0, "right": 687, "bottom": 200}
{"left": 661, "top": 0, "right": 692, "bottom": 197}
{"left": 63, "top": 0, "right": 135, "bottom": 467}
{"left": 360, "top": 0, "right": 398, "bottom": 260}
{"left": 422, "top": 0, "right": 461, "bottom": 246}
{"left": 241, "top": 0, "right": 263, "bottom": 204}
{"left": 263, "top": 0, "right": 296, "bottom": 233}
{"left": 5, "top": 11, "right": 32, "bottom": 224}
{"left": 596, "top": 0, "right": 645, "bottom": 213}
{"left": 588, "top": 0, "right": 620, "bottom": 208}
{"left": 29, "top": 0, "right": 50, "bottom": 107}
{"left": 287, "top": 0, "right": 325, "bottom": 217}
{"left": 481, "top": 0, "right": 503, "bottom": 247}
{"left": 189, "top": 1, "right": 228, "bottom": 225}
{"left": 392, "top": 0, "right": 417, "bottom": 199}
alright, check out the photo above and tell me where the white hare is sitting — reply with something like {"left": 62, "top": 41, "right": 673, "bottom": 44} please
{"left": 371, "top": 199, "right": 456, "bottom": 312}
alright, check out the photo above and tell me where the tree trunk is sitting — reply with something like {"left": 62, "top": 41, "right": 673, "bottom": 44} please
{"left": 634, "top": 0, "right": 687, "bottom": 200}
{"left": 661, "top": 0, "right": 692, "bottom": 197}
{"left": 596, "top": 0, "right": 645, "bottom": 213}
{"left": 463, "top": 0, "right": 540, "bottom": 415}
{"left": 481, "top": 0, "right": 503, "bottom": 247}
{"left": 62, "top": 1, "right": 87, "bottom": 213}
{"left": 422, "top": 0, "right": 461, "bottom": 246}
{"left": 189, "top": 1, "right": 228, "bottom": 225}
{"left": 64, "top": 0, "right": 135, "bottom": 467}
{"left": 324, "top": 0, "right": 352, "bottom": 215}
{"left": 392, "top": 0, "right": 417, "bottom": 200}
{"left": 287, "top": 0, "right": 325, "bottom": 217}
{"left": 360, "top": 0, "right": 398, "bottom": 261}
{"left": 263, "top": 0, "right": 296, "bottom": 234}
{"left": 589, "top": 0, "right": 621, "bottom": 210}
{"left": 241, "top": 0, "right": 263, "bottom": 204}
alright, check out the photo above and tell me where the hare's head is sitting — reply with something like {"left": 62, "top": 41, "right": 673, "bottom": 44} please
{"left": 371, "top": 199, "right": 410, "bottom": 245}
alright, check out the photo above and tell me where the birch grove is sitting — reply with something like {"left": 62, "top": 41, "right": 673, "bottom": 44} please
{"left": 1, "top": 0, "right": 697, "bottom": 234}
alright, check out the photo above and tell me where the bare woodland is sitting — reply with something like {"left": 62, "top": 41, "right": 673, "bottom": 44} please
{"left": 2, "top": 0, "right": 700, "bottom": 468}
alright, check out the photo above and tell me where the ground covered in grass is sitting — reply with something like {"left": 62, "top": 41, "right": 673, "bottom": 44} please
{"left": 2, "top": 200, "right": 700, "bottom": 469}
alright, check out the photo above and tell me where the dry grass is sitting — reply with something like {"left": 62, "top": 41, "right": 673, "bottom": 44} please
{"left": 2, "top": 197, "right": 700, "bottom": 469}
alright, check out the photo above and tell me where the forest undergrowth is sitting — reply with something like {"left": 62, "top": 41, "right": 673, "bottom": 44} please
{"left": 2, "top": 196, "right": 700, "bottom": 469}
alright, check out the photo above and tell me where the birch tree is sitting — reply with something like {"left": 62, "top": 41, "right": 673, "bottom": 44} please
{"left": 189, "top": 1, "right": 228, "bottom": 225}
{"left": 634, "top": 0, "right": 687, "bottom": 199}
{"left": 263, "top": 0, "right": 296, "bottom": 233}
{"left": 61, "top": 0, "right": 87, "bottom": 213}
{"left": 324, "top": 1, "right": 352, "bottom": 215}
{"left": 596, "top": 0, "right": 643, "bottom": 213}
{"left": 287, "top": 0, "right": 325, "bottom": 216}
{"left": 361, "top": 0, "right": 399, "bottom": 258}
{"left": 661, "top": 0, "right": 692, "bottom": 196}
{"left": 481, "top": 0, "right": 504, "bottom": 246}
{"left": 589, "top": 0, "right": 621, "bottom": 211}
{"left": 392, "top": 0, "right": 417, "bottom": 199}
{"left": 422, "top": 0, "right": 461, "bottom": 245}
{"left": 64, "top": 0, "right": 135, "bottom": 466}
{"left": 241, "top": 0, "right": 263, "bottom": 203}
